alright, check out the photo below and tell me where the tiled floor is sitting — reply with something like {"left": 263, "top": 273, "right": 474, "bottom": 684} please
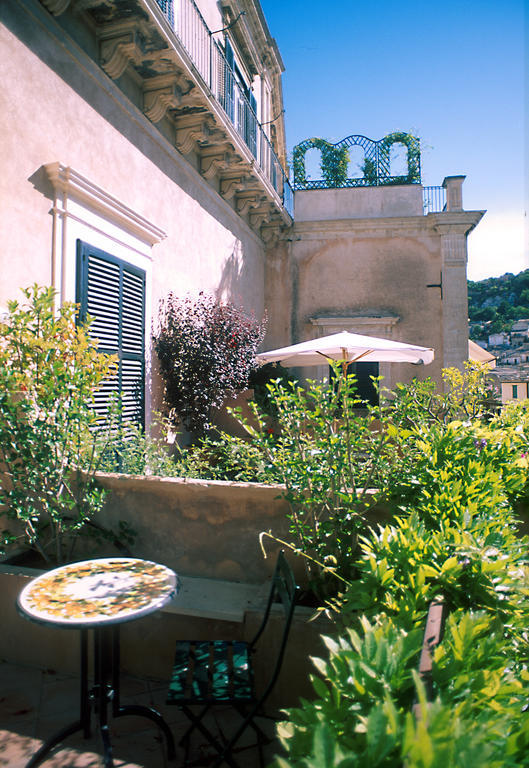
{"left": 0, "top": 661, "right": 280, "bottom": 767}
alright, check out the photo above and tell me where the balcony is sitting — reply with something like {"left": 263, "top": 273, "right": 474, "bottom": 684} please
{"left": 152, "top": 0, "right": 293, "bottom": 218}
{"left": 41, "top": 0, "right": 293, "bottom": 227}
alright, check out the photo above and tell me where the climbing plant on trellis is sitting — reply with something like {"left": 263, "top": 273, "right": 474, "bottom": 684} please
{"left": 292, "top": 132, "right": 421, "bottom": 189}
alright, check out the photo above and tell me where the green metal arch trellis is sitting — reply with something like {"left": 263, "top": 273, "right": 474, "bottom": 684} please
{"left": 292, "top": 132, "right": 421, "bottom": 189}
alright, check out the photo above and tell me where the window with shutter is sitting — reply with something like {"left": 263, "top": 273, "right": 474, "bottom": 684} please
{"left": 224, "top": 37, "right": 235, "bottom": 122}
{"left": 76, "top": 240, "right": 146, "bottom": 427}
{"left": 246, "top": 92, "right": 257, "bottom": 158}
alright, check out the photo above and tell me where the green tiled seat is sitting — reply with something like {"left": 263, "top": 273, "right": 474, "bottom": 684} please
{"left": 168, "top": 640, "right": 252, "bottom": 703}
{"left": 166, "top": 550, "right": 298, "bottom": 768}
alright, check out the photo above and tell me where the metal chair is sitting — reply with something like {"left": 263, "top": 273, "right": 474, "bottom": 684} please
{"left": 166, "top": 550, "right": 299, "bottom": 767}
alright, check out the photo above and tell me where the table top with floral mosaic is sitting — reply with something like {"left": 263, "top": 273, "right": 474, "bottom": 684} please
{"left": 17, "top": 558, "right": 178, "bottom": 627}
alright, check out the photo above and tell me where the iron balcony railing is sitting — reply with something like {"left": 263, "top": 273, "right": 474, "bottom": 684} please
{"left": 423, "top": 186, "right": 446, "bottom": 214}
{"left": 154, "top": 0, "right": 293, "bottom": 218}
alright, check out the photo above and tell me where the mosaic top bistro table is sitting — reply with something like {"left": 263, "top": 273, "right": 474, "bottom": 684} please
{"left": 17, "top": 557, "right": 179, "bottom": 768}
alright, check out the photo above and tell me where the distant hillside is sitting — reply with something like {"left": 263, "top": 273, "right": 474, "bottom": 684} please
{"left": 468, "top": 270, "right": 529, "bottom": 339}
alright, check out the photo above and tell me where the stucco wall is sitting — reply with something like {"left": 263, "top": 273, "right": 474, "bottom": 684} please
{"left": 0, "top": 0, "right": 265, "bottom": 329}
{"left": 285, "top": 191, "right": 445, "bottom": 388}
{"left": 294, "top": 185, "right": 424, "bottom": 221}
{"left": 88, "top": 472, "right": 393, "bottom": 586}
{"left": 92, "top": 472, "right": 295, "bottom": 584}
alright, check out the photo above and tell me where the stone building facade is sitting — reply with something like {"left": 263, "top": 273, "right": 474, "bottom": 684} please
{"left": 0, "top": 0, "right": 484, "bottom": 422}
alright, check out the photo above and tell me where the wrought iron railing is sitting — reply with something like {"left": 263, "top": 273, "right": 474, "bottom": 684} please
{"left": 154, "top": 0, "right": 293, "bottom": 218}
{"left": 292, "top": 133, "right": 421, "bottom": 190}
{"left": 423, "top": 186, "right": 446, "bottom": 214}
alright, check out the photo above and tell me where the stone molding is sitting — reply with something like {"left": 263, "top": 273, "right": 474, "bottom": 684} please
{"left": 44, "top": 162, "right": 166, "bottom": 245}
{"left": 310, "top": 316, "right": 400, "bottom": 336}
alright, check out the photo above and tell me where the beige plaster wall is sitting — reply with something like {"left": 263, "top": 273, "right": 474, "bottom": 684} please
{"left": 287, "top": 203, "right": 445, "bottom": 389}
{"left": 85, "top": 473, "right": 392, "bottom": 586}
{"left": 0, "top": 0, "right": 265, "bottom": 319}
{"left": 91, "top": 472, "right": 295, "bottom": 584}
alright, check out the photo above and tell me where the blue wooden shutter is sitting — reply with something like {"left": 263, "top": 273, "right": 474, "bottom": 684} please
{"left": 76, "top": 240, "right": 145, "bottom": 426}
{"left": 246, "top": 92, "right": 257, "bottom": 157}
{"left": 224, "top": 38, "right": 235, "bottom": 122}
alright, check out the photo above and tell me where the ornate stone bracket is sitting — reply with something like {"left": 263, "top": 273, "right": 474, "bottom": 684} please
{"left": 260, "top": 222, "right": 283, "bottom": 246}
{"left": 200, "top": 151, "right": 234, "bottom": 180}
{"left": 99, "top": 26, "right": 144, "bottom": 80}
{"left": 219, "top": 176, "right": 249, "bottom": 201}
{"left": 40, "top": 0, "right": 72, "bottom": 14}
{"left": 249, "top": 207, "right": 270, "bottom": 230}
{"left": 143, "top": 75, "right": 185, "bottom": 123}
{"left": 175, "top": 118, "right": 222, "bottom": 155}
{"left": 235, "top": 193, "right": 262, "bottom": 217}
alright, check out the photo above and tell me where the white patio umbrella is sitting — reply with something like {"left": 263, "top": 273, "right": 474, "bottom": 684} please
{"left": 256, "top": 330, "right": 434, "bottom": 367}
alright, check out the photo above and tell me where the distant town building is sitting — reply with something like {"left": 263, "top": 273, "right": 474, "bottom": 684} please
{"left": 488, "top": 332, "right": 510, "bottom": 347}
{"left": 511, "top": 320, "right": 529, "bottom": 338}
{"left": 469, "top": 340, "right": 496, "bottom": 367}
{"left": 498, "top": 345, "right": 529, "bottom": 366}
{"left": 491, "top": 367, "right": 529, "bottom": 403}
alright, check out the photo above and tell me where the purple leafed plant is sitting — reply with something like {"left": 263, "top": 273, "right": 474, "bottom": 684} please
{"left": 153, "top": 292, "right": 266, "bottom": 434}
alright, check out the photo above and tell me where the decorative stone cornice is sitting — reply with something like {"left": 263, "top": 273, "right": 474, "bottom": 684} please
{"left": 310, "top": 315, "right": 400, "bottom": 336}
{"left": 44, "top": 162, "right": 166, "bottom": 245}
{"left": 430, "top": 210, "right": 485, "bottom": 236}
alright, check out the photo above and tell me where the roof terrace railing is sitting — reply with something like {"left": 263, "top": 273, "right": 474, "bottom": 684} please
{"left": 155, "top": 0, "right": 294, "bottom": 218}
{"left": 423, "top": 186, "right": 447, "bottom": 214}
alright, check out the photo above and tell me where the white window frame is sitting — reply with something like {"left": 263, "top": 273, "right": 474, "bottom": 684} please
{"left": 44, "top": 162, "right": 166, "bottom": 425}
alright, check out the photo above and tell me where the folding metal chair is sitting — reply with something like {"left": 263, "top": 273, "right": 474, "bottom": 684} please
{"left": 166, "top": 550, "right": 299, "bottom": 767}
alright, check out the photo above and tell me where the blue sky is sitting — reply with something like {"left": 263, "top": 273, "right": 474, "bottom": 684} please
{"left": 261, "top": 0, "right": 528, "bottom": 281}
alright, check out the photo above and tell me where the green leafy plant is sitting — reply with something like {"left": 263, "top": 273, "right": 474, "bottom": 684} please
{"left": 292, "top": 138, "right": 349, "bottom": 187}
{"left": 271, "top": 374, "right": 529, "bottom": 767}
{"left": 379, "top": 131, "right": 421, "bottom": 184}
{"left": 275, "top": 608, "right": 528, "bottom": 768}
{"left": 361, "top": 157, "right": 377, "bottom": 184}
{"left": 153, "top": 292, "right": 266, "bottom": 434}
{"left": 229, "top": 369, "right": 408, "bottom": 586}
{"left": 0, "top": 285, "right": 118, "bottom": 564}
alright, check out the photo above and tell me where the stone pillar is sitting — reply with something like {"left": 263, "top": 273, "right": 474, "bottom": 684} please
{"left": 443, "top": 175, "right": 466, "bottom": 212}
{"left": 437, "top": 224, "right": 470, "bottom": 370}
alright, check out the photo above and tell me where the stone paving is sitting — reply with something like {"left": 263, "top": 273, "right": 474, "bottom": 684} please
{"left": 0, "top": 661, "right": 280, "bottom": 767}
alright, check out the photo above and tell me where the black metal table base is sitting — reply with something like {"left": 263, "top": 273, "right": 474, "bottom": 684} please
{"left": 26, "top": 627, "right": 175, "bottom": 768}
